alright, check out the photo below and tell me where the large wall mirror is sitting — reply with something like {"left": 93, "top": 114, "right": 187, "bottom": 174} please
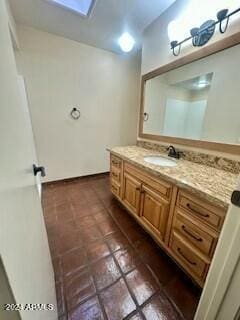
{"left": 139, "top": 34, "right": 240, "bottom": 154}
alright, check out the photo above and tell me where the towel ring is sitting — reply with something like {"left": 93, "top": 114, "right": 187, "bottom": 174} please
{"left": 143, "top": 112, "right": 149, "bottom": 122}
{"left": 70, "top": 107, "right": 81, "bottom": 120}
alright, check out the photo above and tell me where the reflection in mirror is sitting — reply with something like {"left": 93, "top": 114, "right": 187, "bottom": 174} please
{"left": 163, "top": 73, "right": 213, "bottom": 140}
{"left": 143, "top": 44, "right": 240, "bottom": 145}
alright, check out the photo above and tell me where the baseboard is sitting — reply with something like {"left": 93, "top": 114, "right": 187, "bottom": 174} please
{"left": 42, "top": 172, "right": 109, "bottom": 186}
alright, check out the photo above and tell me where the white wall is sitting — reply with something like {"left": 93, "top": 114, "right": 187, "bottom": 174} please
{"left": 16, "top": 25, "right": 141, "bottom": 182}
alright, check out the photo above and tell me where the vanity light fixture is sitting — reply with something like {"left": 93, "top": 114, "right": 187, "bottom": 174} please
{"left": 170, "top": 6, "right": 240, "bottom": 56}
{"left": 118, "top": 32, "right": 135, "bottom": 53}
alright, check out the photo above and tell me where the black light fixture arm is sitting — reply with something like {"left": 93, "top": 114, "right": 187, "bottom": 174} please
{"left": 170, "top": 7, "right": 240, "bottom": 56}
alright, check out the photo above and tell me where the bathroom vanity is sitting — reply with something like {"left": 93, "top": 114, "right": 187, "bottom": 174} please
{"left": 109, "top": 146, "right": 238, "bottom": 287}
{"left": 109, "top": 34, "right": 240, "bottom": 287}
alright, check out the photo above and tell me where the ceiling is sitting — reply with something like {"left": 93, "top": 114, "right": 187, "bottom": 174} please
{"left": 174, "top": 73, "right": 213, "bottom": 91}
{"left": 9, "top": 0, "right": 175, "bottom": 54}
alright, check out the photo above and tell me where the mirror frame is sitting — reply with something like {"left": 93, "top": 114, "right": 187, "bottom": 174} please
{"left": 139, "top": 32, "right": 240, "bottom": 154}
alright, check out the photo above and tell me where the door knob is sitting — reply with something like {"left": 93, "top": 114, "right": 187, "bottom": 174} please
{"left": 33, "top": 164, "right": 46, "bottom": 177}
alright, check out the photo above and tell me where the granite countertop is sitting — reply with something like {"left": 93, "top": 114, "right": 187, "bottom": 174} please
{"left": 110, "top": 146, "right": 239, "bottom": 209}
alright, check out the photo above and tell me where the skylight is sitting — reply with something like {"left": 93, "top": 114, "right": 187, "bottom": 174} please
{"left": 48, "top": 0, "right": 95, "bottom": 17}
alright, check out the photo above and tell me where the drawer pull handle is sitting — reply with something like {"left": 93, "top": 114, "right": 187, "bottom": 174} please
{"left": 136, "top": 187, "right": 141, "bottom": 191}
{"left": 177, "top": 248, "right": 197, "bottom": 266}
{"left": 181, "top": 226, "right": 203, "bottom": 242}
{"left": 112, "top": 172, "right": 118, "bottom": 178}
{"left": 186, "top": 203, "right": 210, "bottom": 218}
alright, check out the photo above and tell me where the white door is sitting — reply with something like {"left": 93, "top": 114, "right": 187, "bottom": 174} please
{"left": 17, "top": 75, "right": 42, "bottom": 197}
{"left": 0, "top": 1, "right": 57, "bottom": 320}
{"left": 217, "top": 257, "right": 240, "bottom": 319}
{"left": 195, "top": 181, "right": 240, "bottom": 320}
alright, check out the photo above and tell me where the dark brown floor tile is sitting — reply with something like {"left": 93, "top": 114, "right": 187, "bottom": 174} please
{"left": 164, "top": 276, "right": 201, "bottom": 320}
{"left": 114, "top": 247, "right": 140, "bottom": 274}
{"left": 74, "top": 203, "right": 105, "bottom": 219}
{"left": 76, "top": 214, "right": 96, "bottom": 228}
{"left": 79, "top": 225, "right": 102, "bottom": 243}
{"left": 134, "top": 237, "right": 159, "bottom": 259}
{"left": 128, "top": 313, "right": 144, "bottom": 320}
{"left": 73, "top": 203, "right": 93, "bottom": 218}
{"left": 43, "top": 209, "right": 57, "bottom": 225}
{"left": 108, "top": 205, "right": 135, "bottom": 228}
{"left": 42, "top": 200, "right": 55, "bottom": 213}
{"left": 68, "top": 296, "right": 104, "bottom": 320}
{"left": 86, "top": 239, "right": 111, "bottom": 262}
{"left": 54, "top": 196, "right": 70, "bottom": 206}
{"left": 93, "top": 210, "right": 110, "bottom": 223}
{"left": 126, "top": 264, "right": 159, "bottom": 306}
{"left": 49, "top": 242, "right": 59, "bottom": 259}
{"left": 48, "top": 220, "right": 77, "bottom": 240}
{"left": 98, "top": 220, "right": 119, "bottom": 237}
{"left": 144, "top": 250, "right": 178, "bottom": 286}
{"left": 91, "top": 256, "right": 121, "bottom": 290}
{"left": 55, "top": 231, "right": 83, "bottom": 255}
{"left": 125, "top": 225, "right": 147, "bottom": 245}
{"left": 65, "top": 268, "right": 96, "bottom": 310}
{"left": 62, "top": 248, "right": 88, "bottom": 276}
{"left": 56, "top": 282, "right": 66, "bottom": 317}
{"left": 101, "top": 278, "right": 136, "bottom": 320}
{"left": 105, "top": 231, "right": 130, "bottom": 252}
{"left": 142, "top": 292, "right": 182, "bottom": 320}
{"left": 56, "top": 203, "right": 74, "bottom": 222}
{"left": 114, "top": 247, "right": 141, "bottom": 273}
{"left": 53, "top": 257, "right": 63, "bottom": 283}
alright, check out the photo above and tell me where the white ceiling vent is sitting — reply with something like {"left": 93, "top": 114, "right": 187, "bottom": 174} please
{"left": 45, "top": 0, "right": 96, "bottom": 17}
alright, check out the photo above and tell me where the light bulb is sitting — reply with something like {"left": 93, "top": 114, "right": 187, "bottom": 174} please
{"left": 118, "top": 32, "right": 135, "bottom": 53}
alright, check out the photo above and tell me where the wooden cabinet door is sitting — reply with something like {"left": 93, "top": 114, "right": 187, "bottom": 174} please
{"left": 140, "top": 185, "right": 169, "bottom": 240}
{"left": 122, "top": 172, "right": 141, "bottom": 216}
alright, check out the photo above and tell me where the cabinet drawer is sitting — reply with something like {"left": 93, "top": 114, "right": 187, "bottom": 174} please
{"left": 177, "top": 191, "right": 226, "bottom": 231}
{"left": 111, "top": 155, "right": 122, "bottom": 170}
{"left": 173, "top": 209, "right": 218, "bottom": 258}
{"left": 111, "top": 166, "right": 121, "bottom": 183}
{"left": 111, "top": 182, "right": 121, "bottom": 198}
{"left": 170, "top": 231, "right": 209, "bottom": 281}
{"left": 124, "top": 162, "right": 172, "bottom": 201}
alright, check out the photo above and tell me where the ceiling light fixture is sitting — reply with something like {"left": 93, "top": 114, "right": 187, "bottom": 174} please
{"left": 197, "top": 81, "right": 209, "bottom": 88}
{"left": 118, "top": 32, "right": 135, "bottom": 53}
{"left": 193, "top": 80, "right": 210, "bottom": 89}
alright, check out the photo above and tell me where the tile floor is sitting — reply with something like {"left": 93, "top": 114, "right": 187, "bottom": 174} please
{"left": 42, "top": 173, "right": 201, "bottom": 320}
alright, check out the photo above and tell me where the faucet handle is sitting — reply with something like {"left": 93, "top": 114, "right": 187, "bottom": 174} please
{"left": 178, "top": 151, "right": 185, "bottom": 157}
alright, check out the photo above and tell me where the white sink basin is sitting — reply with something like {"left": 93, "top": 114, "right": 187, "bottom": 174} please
{"left": 144, "top": 156, "right": 177, "bottom": 167}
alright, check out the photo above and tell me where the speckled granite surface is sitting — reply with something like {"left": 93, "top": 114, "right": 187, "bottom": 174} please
{"left": 137, "top": 141, "right": 240, "bottom": 174}
{"left": 110, "top": 146, "right": 239, "bottom": 209}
